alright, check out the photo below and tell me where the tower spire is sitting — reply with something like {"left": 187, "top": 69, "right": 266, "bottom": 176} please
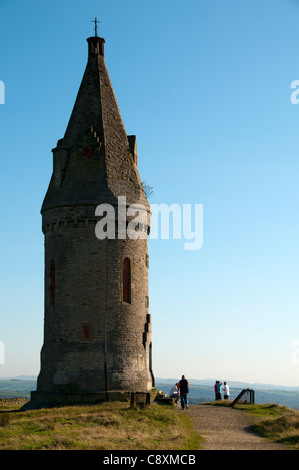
{"left": 92, "top": 17, "right": 100, "bottom": 37}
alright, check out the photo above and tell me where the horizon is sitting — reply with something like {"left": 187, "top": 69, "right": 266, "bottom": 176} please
{"left": 1, "top": 374, "right": 299, "bottom": 390}
{"left": 1, "top": 0, "right": 299, "bottom": 387}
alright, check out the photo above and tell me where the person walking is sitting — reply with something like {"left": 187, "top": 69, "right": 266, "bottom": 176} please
{"left": 177, "top": 375, "right": 189, "bottom": 410}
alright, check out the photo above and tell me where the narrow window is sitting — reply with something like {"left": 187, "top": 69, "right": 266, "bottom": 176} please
{"left": 123, "top": 257, "right": 131, "bottom": 304}
{"left": 82, "top": 325, "right": 90, "bottom": 339}
{"left": 50, "top": 260, "right": 56, "bottom": 304}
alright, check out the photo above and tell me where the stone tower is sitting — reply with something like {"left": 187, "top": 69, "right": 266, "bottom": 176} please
{"left": 31, "top": 32, "right": 154, "bottom": 406}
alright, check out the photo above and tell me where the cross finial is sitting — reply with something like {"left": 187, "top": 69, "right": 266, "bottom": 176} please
{"left": 92, "top": 17, "right": 100, "bottom": 37}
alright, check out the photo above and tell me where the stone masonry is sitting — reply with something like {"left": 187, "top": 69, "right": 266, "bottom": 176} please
{"left": 30, "top": 34, "right": 154, "bottom": 406}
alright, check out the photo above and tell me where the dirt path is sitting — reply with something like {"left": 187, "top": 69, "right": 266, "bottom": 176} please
{"left": 181, "top": 405, "right": 288, "bottom": 450}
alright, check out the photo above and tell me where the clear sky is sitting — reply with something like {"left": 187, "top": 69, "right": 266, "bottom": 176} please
{"left": 0, "top": 0, "right": 299, "bottom": 386}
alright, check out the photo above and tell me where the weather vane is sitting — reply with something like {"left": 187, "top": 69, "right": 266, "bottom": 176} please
{"left": 92, "top": 17, "right": 100, "bottom": 37}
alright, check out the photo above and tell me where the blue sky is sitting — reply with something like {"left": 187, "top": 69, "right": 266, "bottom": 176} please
{"left": 0, "top": 0, "right": 299, "bottom": 386}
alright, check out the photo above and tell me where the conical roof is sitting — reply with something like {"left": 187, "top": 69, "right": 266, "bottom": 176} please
{"left": 63, "top": 37, "right": 126, "bottom": 150}
{"left": 42, "top": 35, "right": 149, "bottom": 212}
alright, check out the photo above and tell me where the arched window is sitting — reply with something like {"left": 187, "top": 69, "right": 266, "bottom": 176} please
{"left": 50, "top": 260, "right": 56, "bottom": 304}
{"left": 123, "top": 257, "right": 131, "bottom": 304}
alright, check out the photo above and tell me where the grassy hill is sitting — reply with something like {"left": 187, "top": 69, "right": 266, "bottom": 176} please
{"left": 0, "top": 398, "right": 201, "bottom": 450}
{"left": 0, "top": 398, "right": 299, "bottom": 450}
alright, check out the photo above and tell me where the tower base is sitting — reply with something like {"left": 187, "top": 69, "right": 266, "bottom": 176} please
{"left": 20, "top": 389, "right": 155, "bottom": 410}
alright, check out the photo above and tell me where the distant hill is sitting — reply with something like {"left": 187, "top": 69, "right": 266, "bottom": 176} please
{"left": 0, "top": 379, "right": 36, "bottom": 399}
{"left": 156, "top": 378, "right": 299, "bottom": 392}
{"left": 0, "top": 375, "right": 37, "bottom": 381}
{"left": 0, "top": 376, "right": 298, "bottom": 409}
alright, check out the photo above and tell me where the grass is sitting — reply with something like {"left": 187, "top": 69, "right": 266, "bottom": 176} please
{"left": 204, "top": 400, "right": 299, "bottom": 449}
{"left": 243, "top": 404, "right": 299, "bottom": 448}
{"left": 3, "top": 397, "right": 298, "bottom": 450}
{"left": 0, "top": 398, "right": 202, "bottom": 450}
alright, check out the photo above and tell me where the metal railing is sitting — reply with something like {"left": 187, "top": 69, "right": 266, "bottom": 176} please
{"left": 230, "top": 389, "right": 255, "bottom": 406}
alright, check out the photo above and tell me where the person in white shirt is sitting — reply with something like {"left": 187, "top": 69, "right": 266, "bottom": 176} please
{"left": 169, "top": 383, "right": 179, "bottom": 403}
{"left": 222, "top": 382, "right": 230, "bottom": 400}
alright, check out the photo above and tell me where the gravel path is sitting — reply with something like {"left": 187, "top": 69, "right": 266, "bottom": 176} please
{"left": 180, "top": 405, "right": 288, "bottom": 450}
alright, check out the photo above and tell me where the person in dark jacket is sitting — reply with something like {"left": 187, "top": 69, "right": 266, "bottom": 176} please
{"left": 177, "top": 375, "right": 189, "bottom": 410}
